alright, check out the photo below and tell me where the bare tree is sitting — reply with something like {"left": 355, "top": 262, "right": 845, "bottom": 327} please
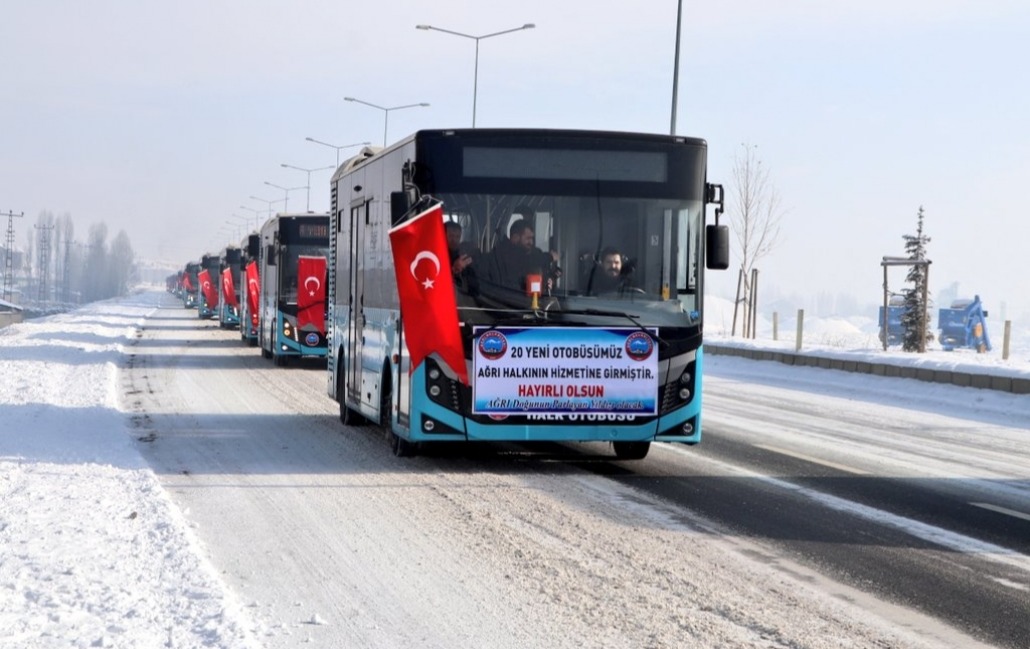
{"left": 108, "top": 230, "right": 135, "bottom": 297}
{"left": 729, "top": 142, "right": 784, "bottom": 336}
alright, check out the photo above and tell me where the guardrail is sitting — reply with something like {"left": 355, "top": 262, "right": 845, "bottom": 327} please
{"left": 705, "top": 343, "right": 1030, "bottom": 395}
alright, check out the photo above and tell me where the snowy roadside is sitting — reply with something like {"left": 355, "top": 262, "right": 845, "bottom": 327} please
{"left": 0, "top": 292, "right": 257, "bottom": 648}
{"left": 1, "top": 289, "right": 1017, "bottom": 648}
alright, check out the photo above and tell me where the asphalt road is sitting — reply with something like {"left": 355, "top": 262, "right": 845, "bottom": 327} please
{"left": 129, "top": 294, "right": 1030, "bottom": 648}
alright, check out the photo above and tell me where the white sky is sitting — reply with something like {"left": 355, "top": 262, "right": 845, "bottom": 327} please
{"left": 2, "top": 1, "right": 1028, "bottom": 319}
{"left": 1, "top": 290, "right": 1027, "bottom": 645}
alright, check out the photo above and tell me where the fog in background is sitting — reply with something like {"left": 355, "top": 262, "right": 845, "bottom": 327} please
{"left": 2, "top": 1, "right": 1027, "bottom": 322}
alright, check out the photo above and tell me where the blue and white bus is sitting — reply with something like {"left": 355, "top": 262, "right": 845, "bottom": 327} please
{"left": 258, "top": 213, "right": 331, "bottom": 366}
{"left": 217, "top": 245, "right": 243, "bottom": 329}
{"left": 197, "top": 253, "right": 220, "bottom": 319}
{"left": 327, "top": 129, "right": 729, "bottom": 458}
{"left": 239, "top": 233, "right": 260, "bottom": 346}
{"left": 181, "top": 261, "right": 200, "bottom": 309}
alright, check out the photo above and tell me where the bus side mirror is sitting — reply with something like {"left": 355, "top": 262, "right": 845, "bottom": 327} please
{"left": 705, "top": 224, "right": 730, "bottom": 270}
{"left": 391, "top": 191, "right": 411, "bottom": 225}
{"left": 265, "top": 245, "right": 276, "bottom": 265}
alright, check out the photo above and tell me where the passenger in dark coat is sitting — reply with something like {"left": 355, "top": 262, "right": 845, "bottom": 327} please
{"left": 483, "top": 219, "right": 557, "bottom": 293}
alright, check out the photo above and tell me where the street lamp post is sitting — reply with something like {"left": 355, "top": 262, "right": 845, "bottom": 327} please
{"left": 280, "top": 163, "right": 334, "bottom": 212}
{"left": 343, "top": 97, "right": 430, "bottom": 146}
{"left": 304, "top": 137, "right": 372, "bottom": 168}
{"left": 670, "top": 0, "right": 683, "bottom": 135}
{"left": 263, "top": 182, "right": 305, "bottom": 213}
{"left": 415, "top": 23, "right": 535, "bottom": 127}
{"left": 227, "top": 215, "right": 251, "bottom": 241}
{"left": 238, "top": 205, "right": 263, "bottom": 231}
{"left": 248, "top": 195, "right": 285, "bottom": 221}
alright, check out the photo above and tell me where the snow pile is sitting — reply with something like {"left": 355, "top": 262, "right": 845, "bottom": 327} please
{"left": 0, "top": 292, "right": 257, "bottom": 648}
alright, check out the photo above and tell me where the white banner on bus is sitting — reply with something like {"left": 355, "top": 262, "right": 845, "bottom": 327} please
{"left": 472, "top": 327, "right": 659, "bottom": 416}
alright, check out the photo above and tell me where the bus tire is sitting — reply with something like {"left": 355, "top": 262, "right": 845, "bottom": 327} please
{"left": 273, "top": 352, "right": 287, "bottom": 367}
{"left": 390, "top": 431, "right": 415, "bottom": 457}
{"left": 612, "top": 441, "right": 650, "bottom": 460}
{"left": 336, "top": 359, "right": 365, "bottom": 427}
{"left": 380, "top": 364, "right": 415, "bottom": 457}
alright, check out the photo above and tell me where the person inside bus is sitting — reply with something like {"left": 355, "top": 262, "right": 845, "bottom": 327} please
{"left": 586, "top": 247, "right": 628, "bottom": 295}
{"left": 444, "top": 221, "right": 478, "bottom": 296}
{"left": 483, "top": 217, "right": 558, "bottom": 293}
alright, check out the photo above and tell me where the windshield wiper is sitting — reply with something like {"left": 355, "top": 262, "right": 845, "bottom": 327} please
{"left": 559, "top": 307, "right": 670, "bottom": 349}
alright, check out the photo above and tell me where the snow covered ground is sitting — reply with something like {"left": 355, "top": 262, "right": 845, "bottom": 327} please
{"left": 704, "top": 295, "right": 1030, "bottom": 381}
{"left": 1, "top": 289, "right": 1027, "bottom": 648}
{"left": 0, "top": 292, "right": 257, "bottom": 648}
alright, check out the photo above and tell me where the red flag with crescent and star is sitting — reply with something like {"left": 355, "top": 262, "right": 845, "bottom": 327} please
{"left": 221, "top": 268, "right": 239, "bottom": 308}
{"left": 388, "top": 203, "right": 468, "bottom": 384}
{"left": 245, "top": 261, "right": 260, "bottom": 325}
{"left": 197, "top": 269, "right": 218, "bottom": 308}
{"left": 181, "top": 273, "right": 194, "bottom": 292}
{"left": 296, "top": 255, "right": 327, "bottom": 333}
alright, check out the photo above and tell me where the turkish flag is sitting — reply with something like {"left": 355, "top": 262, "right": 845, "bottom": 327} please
{"left": 389, "top": 203, "right": 468, "bottom": 384}
{"left": 181, "top": 273, "right": 194, "bottom": 292}
{"left": 198, "top": 269, "right": 219, "bottom": 307}
{"left": 221, "top": 268, "right": 239, "bottom": 308}
{"left": 245, "top": 261, "right": 260, "bottom": 321}
{"left": 296, "top": 255, "right": 327, "bottom": 333}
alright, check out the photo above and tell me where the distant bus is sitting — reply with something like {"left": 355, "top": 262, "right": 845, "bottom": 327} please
{"left": 197, "top": 253, "right": 220, "bottom": 319}
{"left": 258, "top": 213, "right": 331, "bottom": 366}
{"left": 181, "top": 261, "right": 200, "bottom": 309}
{"left": 327, "top": 129, "right": 729, "bottom": 458}
{"left": 239, "top": 233, "right": 260, "bottom": 346}
{"left": 217, "top": 245, "right": 243, "bottom": 329}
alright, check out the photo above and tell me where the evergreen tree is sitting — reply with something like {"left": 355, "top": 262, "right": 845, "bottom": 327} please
{"left": 900, "top": 206, "right": 932, "bottom": 352}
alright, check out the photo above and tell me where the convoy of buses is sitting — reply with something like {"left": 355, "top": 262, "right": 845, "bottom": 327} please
{"left": 169, "top": 128, "right": 730, "bottom": 459}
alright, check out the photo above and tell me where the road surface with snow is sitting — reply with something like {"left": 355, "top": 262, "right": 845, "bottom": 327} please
{"left": 2, "top": 290, "right": 1028, "bottom": 648}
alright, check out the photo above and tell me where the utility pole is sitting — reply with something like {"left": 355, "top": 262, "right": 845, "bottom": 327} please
{"left": 63, "top": 233, "right": 73, "bottom": 302}
{"left": 35, "top": 223, "right": 54, "bottom": 304}
{"left": 2, "top": 210, "right": 24, "bottom": 302}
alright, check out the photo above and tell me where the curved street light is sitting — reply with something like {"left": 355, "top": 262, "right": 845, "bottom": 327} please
{"left": 304, "top": 137, "right": 372, "bottom": 168}
{"left": 238, "top": 205, "right": 263, "bottom": 231}
{"left": 263, "top": 182, "right": 305, "bottom": 214}
{"left": 343, "top": 96, "right": 429, "bottom": 146}
{"left": 415, "top": 23, "right": 535, "bottom": 127}
{"left": 248, "top": 195, "right": 285, "bottom": 221}
{"left": 280, "top": 163, "right": 334, "bottom": 212}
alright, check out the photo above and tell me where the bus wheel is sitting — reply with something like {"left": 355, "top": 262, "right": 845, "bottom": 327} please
{"left": 380, "top": 365, "right": 414, "bottom": 457}
{"left": 612, "top": 441, "right": 650, "bottom": 460}
{"left": 337, "top": 363, "right": 365, "bottom": 427}
{"left": 390, "top": 432, "right": 415, "bottom": 457}
{"left": 273, "top": 353, "right": 287, "bottom": 367}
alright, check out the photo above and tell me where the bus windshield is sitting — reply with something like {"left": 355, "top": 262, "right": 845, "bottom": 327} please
{"left": 279, "top": 245, "right": 328, "bottom": 303}
{"left": 436, "top": 191, "right": 703, "bottom": 328}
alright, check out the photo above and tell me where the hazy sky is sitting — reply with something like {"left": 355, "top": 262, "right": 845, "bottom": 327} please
{"left": 2, "top": 1, "right": 1027, "bottom": 319}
